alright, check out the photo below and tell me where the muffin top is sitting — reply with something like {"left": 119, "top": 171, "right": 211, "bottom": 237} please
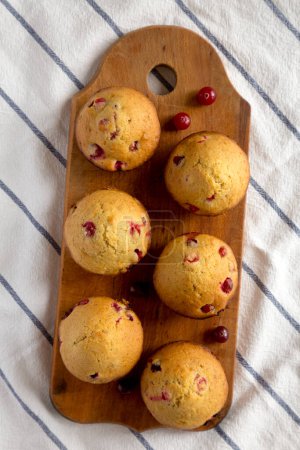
{"left": 76, "top": 87, "right": 161, "bottom": 171}
{"left": 141, "top": 342, "right": 228, "bottom": 429}
{"left": 153, "top": 233, "right": 238, "bottom": 318}
{"left": 59, "top": 297, "right": 143, "bottom": 384}
{"left": 165, "top": 132, "right": 250, "bottom": 215}
{"left": 64, "top": 189, "right": 151, "bottom": 275}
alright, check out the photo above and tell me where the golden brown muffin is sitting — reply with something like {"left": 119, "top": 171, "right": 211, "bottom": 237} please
{"left": 76, "top": 87, "right": 161, "bottom": 171}
{"left": 141, "top": 342, "right": 228, "bottom": 429}
{"left": 64, "top": 189, "right": 151, "bottom": 275}
{"left": 59, "top": 297, "right": 143, "bottom": 384}
{"left": 165, "top": 132, "right": 250, "bottom": 215}
{"left": 153, "top": 233, "right": 238, "bottom": 318}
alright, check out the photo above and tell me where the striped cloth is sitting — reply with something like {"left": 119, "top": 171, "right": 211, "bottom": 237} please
{"left": 0, "top": 0, "right": 299, "bottom": 449}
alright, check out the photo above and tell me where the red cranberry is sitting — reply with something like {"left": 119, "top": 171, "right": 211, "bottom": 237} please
{"left": 149, "top": 391, "right": 171, "bottom": 401}
{"left": 115, "top": 161, "right": 125, "bottom": 171}
{"left": 196, "top": 87, "right": 217, "bottom": 105}
{"left": 201, "top": 304, "right": 215, "bottom": 313}
{"left": 206, "top": 194, "right": 215, "bottom": 201}
{"left": 172, "top": 112, "right": 191, "bottom": 130}
{"left": 99, "top": 118, "right": 109, "bottom": 127}
{"left": 184, "top": 255, "right": 199, "bottom": 263}
{"left": 195, "top": 375, "right": 207, "bottom": 392}
{"left": 62, "top": 307, "right": 74, "bottom": 319}
{"left": 93, "top": 97, "right": 106, "bottom": 110}
{"left": 126, "top": 313, "right": 134, "bottom": 321}
{"left": 129, "top": 222, "right": 141, "bottom": 236}
{"left": 135, "top": 249, "right": 143, "bottom": 261}
{"left": 116, "top": 317, "right": 122, "bottom": 325}
{"left": 82, "top": 221, "right": 96, "bottom": 237}
{"left": 90, "top": 144, "right": 105, "bottom": 160}
{"left": 94, "top": 97, "right": 106, "bottom": 104}
{"left": 110, "top": 130, "right": 119, "bottom": 140}
{"left": 212, "top": 326, "right": 229, "bottom": 343}
{"left": 219, "top": 247, "right": 227, "bottom": 257}
{"left": 161, "top": 391, "right": 170, "bottom": 401}
{"left": 77, "top": 299, "right": 89, "bottom": 306}
{"left": 185, "top": 203, "right": 199, "bottom": 213}
{"left": 173, "top": 155, "right": 185, "bottom": 166}
{"left": 129, "top": 141, "right": 140, "bottom": 151}
{"left": 197, "top": 135, "right": 208, "bottom": 143}
{"left": 111, "top": 302, "right": 122, "bottom": 312}
{"left": 221, "top": 277, "right": 233, "bottom": 294}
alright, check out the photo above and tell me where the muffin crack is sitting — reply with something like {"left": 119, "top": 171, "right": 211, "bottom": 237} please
{"left": 72, "top": 335, "right": 88, "bottom": 346}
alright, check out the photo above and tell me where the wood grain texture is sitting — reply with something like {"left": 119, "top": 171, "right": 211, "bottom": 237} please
{"left": 50, "top": 25, "right": 250, "bottom": 431}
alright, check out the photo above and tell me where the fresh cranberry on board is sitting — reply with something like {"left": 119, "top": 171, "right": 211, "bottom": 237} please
{"left": 172, "top": 112, "right": 191, "bottom": 130}
{"left": 196, "top": 86, "right": 217, "bottom": 105}
{"left": 212, "top": 326, "right": 229, "bottom": 343}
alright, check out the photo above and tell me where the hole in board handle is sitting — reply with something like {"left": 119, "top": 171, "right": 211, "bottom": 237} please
{"left": 147, "top": 64, "right": 177, "bottom": 95}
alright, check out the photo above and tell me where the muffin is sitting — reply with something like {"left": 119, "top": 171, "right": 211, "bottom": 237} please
{"left": 141, "top": 342, "right": 228, "bottom": 429}
{"left": 165, "top": 132, "right": 250, "bottom": 215}
{"left": 153, "top": 233, "right": 238, "bottom": 318}
{"left": 64, "top": 189, "right": 151, "bottom": 275}
{"left": 76, "top": 87, "right": 161, "bottom": 171}
{"left": 59, "top": 297, "right": 143, "bottom": 383}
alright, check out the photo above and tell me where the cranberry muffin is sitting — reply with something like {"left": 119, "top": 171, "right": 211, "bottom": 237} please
{"left": 76, "top": 87, "right": 160, "bottom": 171}
{"left": 141, "top": 342, "right": 228, "bottom": 429}
{"left": 165, "top": 132, "right": 250, "bottom": 215}
{"left": 59, "top": 297, "right": 143, "bottom": 384}
{"left": 153, "top": 233, "right": 238, "bottom": 318}
{"left": 64, "top": 189, "right": 151, "bottom": 275}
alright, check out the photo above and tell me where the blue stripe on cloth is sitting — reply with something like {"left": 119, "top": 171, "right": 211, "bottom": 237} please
{"left": 0, "top": 368, "right": 67, "bottom": 450}
{"left": 0, "top": 274, "right": 53, "bottom": 345}
{"left": 250, "top": 177, "right": 300, "bottom": 238}
{"left": 0, "top": 86, "right": 66, "bottom": 167}
{"left": 0, "top": 180, "right": 61, "bottom": 255}
{"left": 215, "top": 425, "right": 241, "bottom": 450}
{"left": 263, "top": 0, "right": 300, "bottom": 41}
{"left": 175, "top": 0, "right": 300, "bottom": 142}
{"left": 0, "top": 0, "right": 83, "bottom": 90}
{"left": 129, "top": 430, "right": 155, "bottom": 450}
{"left": 242, "top": 261, "right": 300, "bottom": 333}
{"left": 85, "top": 0, "right": 122, "bottom": 36}
{"left": 236, "top": 351, "right": 300, "bottom": 426}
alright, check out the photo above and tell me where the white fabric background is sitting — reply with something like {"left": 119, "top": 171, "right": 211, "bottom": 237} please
{"left": 0, "top": 0, "right": 299, "bottom": 449}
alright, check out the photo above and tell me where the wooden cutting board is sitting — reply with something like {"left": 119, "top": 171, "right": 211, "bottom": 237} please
{"left": 50, "top": 25, "right": 250, "bottom": 431}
